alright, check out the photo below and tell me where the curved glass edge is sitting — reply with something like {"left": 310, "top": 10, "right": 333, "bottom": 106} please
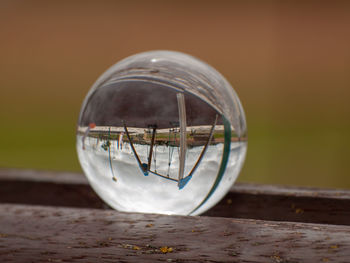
{"left": 190, "top": 115, "right": 231, "bottom": 215}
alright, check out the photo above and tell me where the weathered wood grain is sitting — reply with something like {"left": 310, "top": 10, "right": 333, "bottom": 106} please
{"left": 1, "top": 168, "right": 350, "bottom": 226}
{"left": 0, "top": 204, "right": 350, "bottom": 263}
{"left": 1, "top": 169, "right": 350, "bottom": 262}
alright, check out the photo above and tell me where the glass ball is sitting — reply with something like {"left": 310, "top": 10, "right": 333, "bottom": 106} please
{"left": 76, "top": 51, "right": 247, "bottom": 215}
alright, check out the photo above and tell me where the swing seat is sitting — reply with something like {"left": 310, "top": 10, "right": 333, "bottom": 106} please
{"left": 142, "top": 163, "right": 149, "bottom": 176}
{"left": 178, "top": 175, "right": 192, "bottom": 190}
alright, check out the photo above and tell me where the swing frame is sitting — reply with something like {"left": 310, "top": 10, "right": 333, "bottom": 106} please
{"left": 123, "top": 114, "right": 218, "bottom": 190}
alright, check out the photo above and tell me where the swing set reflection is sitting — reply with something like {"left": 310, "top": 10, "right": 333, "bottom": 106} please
{"left": 123, "top": 114, "right": 218, "bottom": 190}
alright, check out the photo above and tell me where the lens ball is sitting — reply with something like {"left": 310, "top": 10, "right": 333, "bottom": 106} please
{"left": 77, "top": 50, "right": 247, "bottom": 215}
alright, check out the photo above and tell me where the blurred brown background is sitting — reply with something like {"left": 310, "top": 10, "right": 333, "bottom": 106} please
{"left": 0, "top": 0, "right": 349, "bottom": 188}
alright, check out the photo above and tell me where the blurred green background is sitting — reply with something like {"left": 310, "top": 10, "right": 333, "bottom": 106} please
{"left": 1, "top": 1, "right": 349, "bottom": 188}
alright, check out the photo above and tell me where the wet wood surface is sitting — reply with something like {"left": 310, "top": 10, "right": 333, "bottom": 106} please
{"left": 1, "top": 168, "right": 350, "bottom": 262}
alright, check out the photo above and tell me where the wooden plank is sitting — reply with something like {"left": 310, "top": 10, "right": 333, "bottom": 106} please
{"left": 231, "top": 183, "right": 350, "bottom": 200}
{"left": 0, "top": 169, "right": 87, "bottom": 185}
{"left": 204, "top": 190, "right": 350, "bottom": 226}
{"left": 0, "top": 204, "right": 349, "bottom": 262}
{"left": 1, "top": 168, "right": 350, "bottom": 225}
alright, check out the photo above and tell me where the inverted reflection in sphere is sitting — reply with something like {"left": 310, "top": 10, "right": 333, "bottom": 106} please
{"left": 77, "top": 51, "right": 247, "bottom": 215}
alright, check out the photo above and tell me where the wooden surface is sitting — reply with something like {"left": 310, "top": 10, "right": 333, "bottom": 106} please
{"left": 1, "top": 169, "right": 350, "bottom": 226}
{"left": 1, "top": 168, "right": 350, "bottom": 262}
{"left": 1, "top": 204, "right": 350, "bottom": 263}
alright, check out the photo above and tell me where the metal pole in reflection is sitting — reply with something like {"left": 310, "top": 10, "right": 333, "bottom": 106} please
{"left": 176, "top": 93, "right": 187, "bottom": 187}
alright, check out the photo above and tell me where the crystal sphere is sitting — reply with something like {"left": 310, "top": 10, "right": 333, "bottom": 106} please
{"left": 76, "top": 51, "right": 247, "bottom": 215}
